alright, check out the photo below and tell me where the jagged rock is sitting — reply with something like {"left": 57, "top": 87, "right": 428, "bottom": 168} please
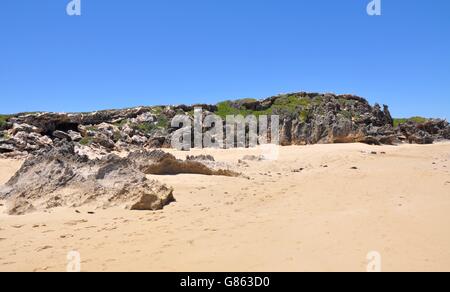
{"left": 0, "top": 142, "right": 175, "bottom": 215}
{"left": 92, "top": 133, "right": 115, "bottom": 150}
{"left": 1, "top": 92, "right": 449, "bottom": 154}
{"left": 186, "top": 155, "right": 215, "bottom": 162}
{"left": 0, "top": 143, "right": 16, "bottom": 153}
{"left": 396, "top": 119, "right": 450, "bottom": 144}
{"left": 146, "top": 137, "right": 167, "bottom": 148}
{"left": 131, "top": 135, "right": 148, "bottom": 145}
{"left": 11, "top": 123, "right": 42, "bottom": 135}
{"left": 127, "top": 149, "right": 174, "bottom": 171}
{"left": 53, "top": 130, "right": 71, "bottom": 141}
{"left": 68, "top": 130, "right": 82, "bottom": 142}
{"left": 131, "top": 112, "right": 156, "bottom": 124}
{"left": 409, "top": 133, "right": 434, "bottom": 144}
{"left": 0, "top": 131, "right": 52, "bottom": 155}
{"left": 121, "top": 124, "right": 135, "bottom": 136}
{"left": 123, "top": 183, "right": 174, "bottom": 211}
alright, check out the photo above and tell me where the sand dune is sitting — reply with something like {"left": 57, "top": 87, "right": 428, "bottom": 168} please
{"left": 1, "top": 143, "right": 450, "bottom": 272}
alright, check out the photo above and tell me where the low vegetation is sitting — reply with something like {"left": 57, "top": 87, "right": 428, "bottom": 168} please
{"left": 79, "top": 136, "right": 94, "bottom": 146}
{"left": 393, "top": 117, "right": 428, "bottom": 127}
{"left": 214, "top": 94, "right": 321, "bottom": 121}
{"left": 0, "top": 115, "right": 10, "bottom": 129}
{"left": 214, "top": 101, "right": 270, "bottom": 118}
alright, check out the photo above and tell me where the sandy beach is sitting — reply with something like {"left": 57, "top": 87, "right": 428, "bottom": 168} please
{"left": 1, "top": 142, "right": 450, "bottom": 272}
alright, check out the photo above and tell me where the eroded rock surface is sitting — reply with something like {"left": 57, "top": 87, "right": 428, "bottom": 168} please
{"left": 0, "top": 142, "right": 175, "bottom": 215}
{"left": 1, "top": 92, "right": 449, "bottom": 158}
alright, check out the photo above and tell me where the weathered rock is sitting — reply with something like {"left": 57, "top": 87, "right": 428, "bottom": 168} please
{"left": 0, "top": 142, "right": 175, "bottom": 215}
{"left": 0, "top": 143, "right": 15, "bottom": 153}
{"left": 146, "top": 137, "right": 167, "bottom": 148}
{"left": 186, "top": 155, "right": 215, "bottom": 162}
{"left": 131, "top": 112, "right": 156, "bottom": 124}
{"left": 68, "top": 130, "right": 82, "bottom": 142}
{"left": 396, "top": 119, "right": 450, "bottom": 144}
{"left": 131, "top": 135, "right": 148, "bottom": 145}
{"left": 11, "top": 123, "right": 42, "bottom": 135}
{"left": 1, "top": 92, "right": 449, "bottom": 155}
{"left": 53, "top": 130, "right": 71, "bottom": 141}
{"left": 93, "top": 133, "right": 116, "bottom": 150}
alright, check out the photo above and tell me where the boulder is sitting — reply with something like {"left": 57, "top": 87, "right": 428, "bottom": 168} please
{"left": 53, "top": 130, "right": 71, "bottom": 141}
{"left": 1, "top": 142, "right": 175, "bottom": 215}
{"left": 68, "top": 130, "right": 82, "bottom": 142}
{"left": 131, "top": 135, "right": 148, "bottom": 145}
{"left": 11, "top": 123, "right": 42, "bottom": 135}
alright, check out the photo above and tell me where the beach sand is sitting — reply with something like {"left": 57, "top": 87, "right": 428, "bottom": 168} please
{"left": 1, "top": 142, "right": 450, "bottom": 272}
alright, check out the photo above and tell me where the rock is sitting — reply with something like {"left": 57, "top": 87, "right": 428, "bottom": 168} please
{"left": 131, "top": 112, "right": 156, "bottom": 124}
{"left": 11, "top": 123, "right": 42, "bottom": 135}
{"left": 186, "top": 155, "right": 215, "bottom": 162}
{"left": 0, "top": 142, "right": 15, "bottom": 153}
{"left": 121, "top": 124, "right": 135, "bottom": 136}
{"left": 1, "top": 142, "right": 175, "bottom": 215}
{"left": 68, "top": 130, "right": 82, "bottom": 142}
{"left": 0, "top": 92, "right": 449, "bottom": 154}
{"left": 396, "top": 119, "right": 450, "bottom": 144}
{"left": 131, "top": 135, "right": 148, "bottom": 145}
{"left": 93, "top": 134, "right": 116, "bottom": 150}
{"left": 146, "top": 137, "right": 166, "bottom": 148}
{"left": 52, "top": 130, "right": 71, "bottom": 141}
{"left": 126, "top": 184, "right": 174, "bottom": 211}
{"left": 6, "top": 198, "right": 35, "bottom": 215}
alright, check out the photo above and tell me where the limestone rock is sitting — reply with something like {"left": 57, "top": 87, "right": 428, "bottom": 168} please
{"left": 1, "top": 142, "right": 175, "bottom": 215}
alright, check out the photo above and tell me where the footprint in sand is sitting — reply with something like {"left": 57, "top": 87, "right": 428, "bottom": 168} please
{"left": 36, "top": 246, "right": 52, "bottom": 252}
{"left": 11, "top": 225, "right": 24, "bottom": 229}
{"left": 33, "top": 266, "right": 51, "bottom": 272}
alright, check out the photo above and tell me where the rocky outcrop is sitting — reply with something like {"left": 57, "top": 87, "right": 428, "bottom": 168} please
{"left": 1, "top": 92, "right": 449, "bottom": 157}
{"left": 0, "top": 141, "right": 241, "bottom": 214}
{"left": 397, "top": 119, "right": 450, "bottom": 144}
{"left": 0, "top": 142, "right": 175, "bottom": 215}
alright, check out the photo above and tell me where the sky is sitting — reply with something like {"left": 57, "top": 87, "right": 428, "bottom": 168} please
{"left": 0, "top": 0, "right": 449, "bottom": 119}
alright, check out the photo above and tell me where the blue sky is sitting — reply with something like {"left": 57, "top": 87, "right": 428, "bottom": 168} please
{"left": 1, "top": 0, "right": 449, "bottom": 119}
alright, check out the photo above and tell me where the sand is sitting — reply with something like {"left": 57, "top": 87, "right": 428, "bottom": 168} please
{"left": 0, "top": 142, "right": 450, "bottom": 272}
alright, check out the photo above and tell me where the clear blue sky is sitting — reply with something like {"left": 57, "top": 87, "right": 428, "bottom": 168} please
{"left": 1, "top": 0, "right": 449, "bottom": 119}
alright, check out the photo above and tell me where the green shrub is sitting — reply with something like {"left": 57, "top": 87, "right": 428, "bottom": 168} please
{"left": 79, "top": 137, "right": 93, "bottom": 146}
{"left": 114, "top": 119, "right": 129, "bottom": 129}
{"left": 215, "top": 101, "right": 271, "bottom": 119}
{"left": 134, "top": 123, "right": 155, "bottom": 134}
{"left": 86, "top": 126, "right": 97, "bottom": 132}
{"left": 156, "top": 116, "right": 169, "bottom": 128}
{"left": 0, "top": 115, "right": 10, "bottom": 128}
